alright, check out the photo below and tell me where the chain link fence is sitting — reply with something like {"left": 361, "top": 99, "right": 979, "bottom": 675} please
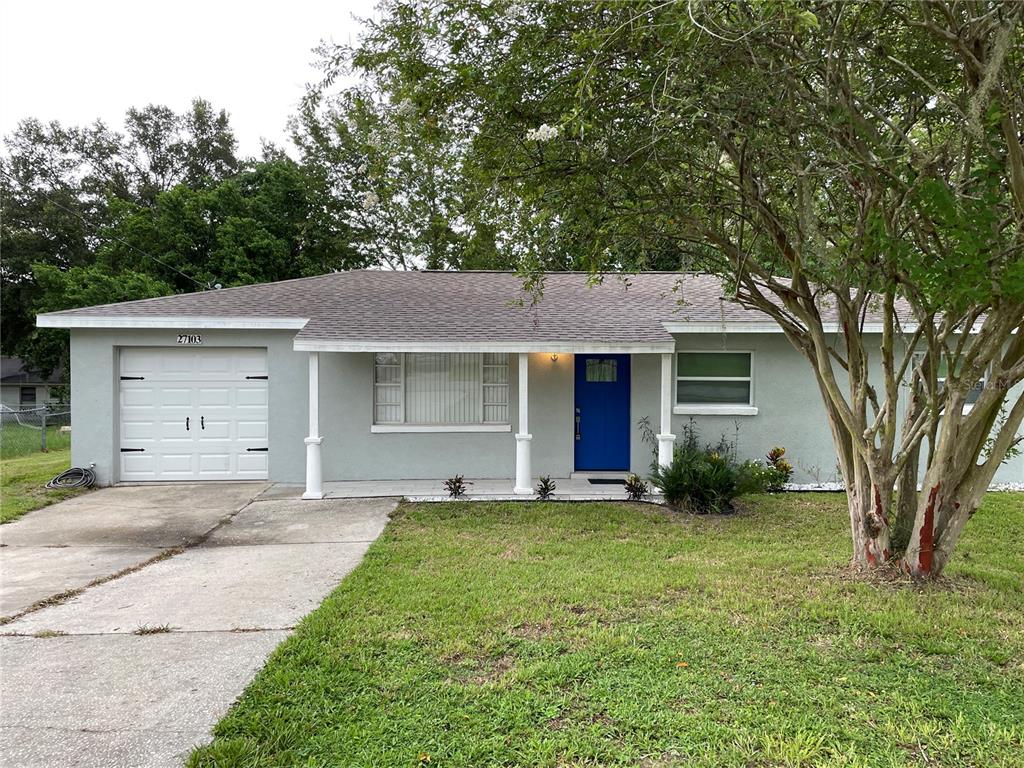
{"left": 0, "top": 405, "right": 72, "bottom": 459}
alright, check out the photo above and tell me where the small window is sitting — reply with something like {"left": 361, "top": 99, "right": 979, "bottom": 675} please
{"left": 914, "top": 354, "right": 985, "bottom": 407}
{"left": 585, "top": 358, "right": 618, "bottom": 383}
{"left": 676, "top": 352, "right": 752, "bottom": 406}
{"left": 20, "top": 387, "right": 37, "bottom": 406}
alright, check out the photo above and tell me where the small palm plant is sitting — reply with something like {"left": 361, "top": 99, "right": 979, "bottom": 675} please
{"left": 444, "top": 475, "right": 469, "bottom": 498}
{"left": 535, "top": 475, "right": 556, "bottom": 500}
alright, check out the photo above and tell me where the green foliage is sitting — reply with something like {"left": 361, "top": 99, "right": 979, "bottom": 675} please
{"left": 189, "top": 495, "right": 1024, "bottom": 767}
{"left": 623, "top": 473, "right": 650, "bottom": 502}
{"left": 2, "top": 102, "right": 365, "bottom": 378}
{"left": 650, "top": 421, "right": 758, "bottom": 513}
{"left": 535, "top": 475, "right": 556, "bottom": 500}
{"left": 0, "top": 449, "right": 86, "bottom": 524}
{"left": 444, "top": 475, "right": 468, "bottom": 498}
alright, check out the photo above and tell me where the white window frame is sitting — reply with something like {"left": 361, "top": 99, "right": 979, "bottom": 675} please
{"left": 912, "top": 352, "right": 986, "bottom": 413}
{"left": 673, "top": 350, "right": 758, "bottom": 416}
{"left": 371, "top": 352, "right": 512, "bottom": 433}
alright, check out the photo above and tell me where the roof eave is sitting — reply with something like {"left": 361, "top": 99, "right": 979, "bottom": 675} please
{"left": 36, "top": 314, "right": 310, "bottom": 330}
{"left": 293, "top": 339, "right": 677, "bottom": 354}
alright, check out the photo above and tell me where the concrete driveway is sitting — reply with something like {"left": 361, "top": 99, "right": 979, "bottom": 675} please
{"left": 0, "top": 485, "right": 396, "bottom": 767}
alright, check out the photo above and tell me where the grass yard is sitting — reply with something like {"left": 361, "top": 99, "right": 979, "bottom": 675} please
{"left": 1, "top": 420, "right": 72, "bottom": 459}
{"left": 0, "top": 448, "right": 87, "bottom": 523}
{"left": 190, "top": 494, "right": 1024, "bottom": 768}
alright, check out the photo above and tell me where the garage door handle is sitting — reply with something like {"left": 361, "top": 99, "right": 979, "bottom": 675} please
{"left": 200, "top": 416, "right": 205, "bottom": 430}
{"left": 247, "top": 447, "right": 268, "bottom": 452}
{"left": 120, "top": 448, "right": 145, "bottom": 452}
{"left": 185, "top": 417, "right": 190, "bottom": 431}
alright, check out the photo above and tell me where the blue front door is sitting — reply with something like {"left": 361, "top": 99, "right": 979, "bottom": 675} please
{"left": 574, "top": 354, "right": 631, "bottom": 471}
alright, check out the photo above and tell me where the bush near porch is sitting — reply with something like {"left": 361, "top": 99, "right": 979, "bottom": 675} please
{"left": 190, "top": 494, "right": 1024, "bottom": 768}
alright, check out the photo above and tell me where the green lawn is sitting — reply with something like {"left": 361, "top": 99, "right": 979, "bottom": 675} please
{"left": 1, "top": 421, "right": 72, "bottom": 459}
{"left": 190, "top": 494, "right": 1024, "bottom": 768}
{"left": 0, "top": 448, "right": 88, "bottom": 523}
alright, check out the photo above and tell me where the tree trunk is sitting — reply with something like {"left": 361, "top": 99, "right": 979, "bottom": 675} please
{"left": 845, "top": 460, "right": 894, "bottom": 570}
{"left": 891, "top": 442, "right": 920, "bottom": 556}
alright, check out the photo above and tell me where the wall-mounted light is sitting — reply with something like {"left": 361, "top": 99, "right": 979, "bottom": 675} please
{"left": 550, "top": 353, "right": 559, "bottom": 362}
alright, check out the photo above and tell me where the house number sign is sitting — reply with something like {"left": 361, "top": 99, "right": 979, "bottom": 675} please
{"left": 176, "top": 334, "right": 203, "bottom": 345}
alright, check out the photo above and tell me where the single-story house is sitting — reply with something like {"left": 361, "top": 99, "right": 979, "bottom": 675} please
{"left": 0, "top": 357, "right": 63, "bottom": 410}
{"left": 36, "top": 271, "right": 1023, "bottom": 494}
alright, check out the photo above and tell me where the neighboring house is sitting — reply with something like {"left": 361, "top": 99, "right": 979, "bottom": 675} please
{"left": 0, "top": 357, "right": 63, "bottom": 410}
{"left": 36, "top": 271, "right": 1023, "bottom": 492}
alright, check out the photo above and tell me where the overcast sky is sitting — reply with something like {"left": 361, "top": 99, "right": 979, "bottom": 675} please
{"left": 0, "top": 0, "right": 378, "bottom": 158}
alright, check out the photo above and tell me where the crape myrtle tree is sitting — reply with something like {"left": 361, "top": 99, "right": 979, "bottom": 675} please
{"left": 337, "top": 0, "right": 1024, "bottom": 577}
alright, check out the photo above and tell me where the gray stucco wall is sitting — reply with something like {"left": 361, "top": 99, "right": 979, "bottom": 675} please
{"left": 628, "top": 337, "right": 845, "bottom": 483}
{"left": 69, "top": 328, "right": 1021, "bottom": 487}
{"left": 318, "top": 351, "right": 575, "bottom": 481}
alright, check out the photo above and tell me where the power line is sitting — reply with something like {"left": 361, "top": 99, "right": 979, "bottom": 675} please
{"left": 0, "top": 166, "right": 211, "bottom": 289}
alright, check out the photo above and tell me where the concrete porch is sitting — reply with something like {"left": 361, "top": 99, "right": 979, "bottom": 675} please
{"left": 261, "top": 476, "right": 662, "bottom": 503}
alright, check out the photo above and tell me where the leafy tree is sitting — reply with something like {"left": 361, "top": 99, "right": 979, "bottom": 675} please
{"left": 1, "top": 99, "right": 241, "bottom": 369}
{"left": 336, "top": 0, "right": 1024, "bottom": 577}
{"left": 99, "top": 158, "right": 363, "bottom": 290}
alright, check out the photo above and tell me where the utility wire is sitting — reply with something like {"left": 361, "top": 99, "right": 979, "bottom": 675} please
{"left": 0, "top": 166, "right": 211, "bottom": 289}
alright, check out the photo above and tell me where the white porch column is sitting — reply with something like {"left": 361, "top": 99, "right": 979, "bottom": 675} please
{"left": 657, "top": 352, "right": 676, "bottom": 468}
{"left": 302, "top": 351, "right": 325, "bottom": 500}
{"left": 513, "top": 352, "right": 532, "bottom": 494}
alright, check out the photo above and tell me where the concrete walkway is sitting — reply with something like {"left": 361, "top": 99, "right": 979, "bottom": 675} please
{"left": 0, "top": 485, "right": 396, "bottom": 767}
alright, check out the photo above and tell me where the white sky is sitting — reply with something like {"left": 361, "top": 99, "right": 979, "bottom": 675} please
{"left": 0, "top": 0, "right": 378, "bottom": 158}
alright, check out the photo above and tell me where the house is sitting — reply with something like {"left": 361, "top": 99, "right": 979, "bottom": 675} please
{"left": 0, "top": 357, "right": 63, "bottom": 410}
{"left": 36, "top": 271, "right": 1023, "bottom": 493}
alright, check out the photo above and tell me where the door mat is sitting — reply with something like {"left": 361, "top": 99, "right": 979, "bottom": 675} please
{"left": 588, "top": 478, "right": 627, "bottom": 485}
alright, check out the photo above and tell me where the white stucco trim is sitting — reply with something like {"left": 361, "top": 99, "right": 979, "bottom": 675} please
{"left": 674, "top": 405, "right": 759, "bottom": 416}
{"left": 370, "top": 424, "right": 511, "bottom": 433}
{"left": 293, "top": 340, "right": 677, "bottom": 353}
{"left": 37, "top": 314, "right": 309, "bottom": 330}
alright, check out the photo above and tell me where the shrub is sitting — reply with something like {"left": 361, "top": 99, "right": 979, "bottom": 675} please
{"left": 535, "top": 475, "right": 556, "bottom": 500}
{"left": 652, "top": 445, "right": 741, "bottom": 513}
{"left": 624, "top": 474, "right": 650, "bottom": 502}
{"left": 764, "top": 447, "right": 794, "bottom": 492}
{"left": 650, "top": 421, "right": 784, "bottom": 513}
{"left": 444, "top": 475, "right": 468, "bottom": 498}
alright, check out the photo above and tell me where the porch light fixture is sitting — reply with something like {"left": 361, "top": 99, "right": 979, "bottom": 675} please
{"left": 550, "top": 353, "right": 559, "bottom": 362}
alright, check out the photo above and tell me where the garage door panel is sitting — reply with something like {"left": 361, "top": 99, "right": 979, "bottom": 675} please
{"left": 236, "top": 420, "right": 268, "bottom": 440}
{"left": 198, "top": 453, "right": 231, "bottom": 474}
{"left": 235, "top": 387, "right": 268, "bottom": 407}
{"left": 197, "top": 420, "right": 232, "bottom": 440}
{"left": 121, "top": 453, "right": 156, "bottom": 480}
{"left": 119, "top": 348, "right": 268, "bottom": 482}
{"left": 237, "top": 453, "right": 269, "bottom": 476}
{"left": 197, "top": 387, "right": 231, "bottom": 407}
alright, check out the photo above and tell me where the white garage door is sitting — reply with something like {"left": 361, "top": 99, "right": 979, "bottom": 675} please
{"left": 119, "top": 347, "right": 269, "bottom": 481}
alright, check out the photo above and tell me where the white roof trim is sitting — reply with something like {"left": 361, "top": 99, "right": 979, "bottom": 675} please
{"left": 36, "top": 314, "right": 309, "bottom": 330}
{"left": 293, "top": 339, "right": 677, "bottom": 354}
{"left": 664, "top": 321, "right": 893, "bottom": 334}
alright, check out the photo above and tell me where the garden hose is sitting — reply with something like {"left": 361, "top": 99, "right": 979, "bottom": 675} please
{"left": 45, "top": 467, "right": 97, "bottom": 490}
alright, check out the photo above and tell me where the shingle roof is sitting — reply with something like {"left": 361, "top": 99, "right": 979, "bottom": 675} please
{"left": 35, "top": 270, "right": 798, "bottom": 351}
{"left": 0, "top": 357, "right": 61, "bottom": 385}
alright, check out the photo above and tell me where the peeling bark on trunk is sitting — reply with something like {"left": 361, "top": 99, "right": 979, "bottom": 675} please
{"left": 845, "top": 462, "right": 893, "bottom": 570}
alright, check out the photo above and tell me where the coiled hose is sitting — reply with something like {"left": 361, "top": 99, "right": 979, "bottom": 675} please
{"left": 46, "top": 467, "right": 97, "bottom": 490}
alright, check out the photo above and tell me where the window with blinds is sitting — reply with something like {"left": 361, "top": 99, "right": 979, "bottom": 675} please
{"left": 373, "top": 352, "right": 510, "bottom": 425}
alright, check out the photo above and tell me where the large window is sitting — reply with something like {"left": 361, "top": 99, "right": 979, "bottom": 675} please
{"left": 676, "top": 352, "right": 753, "bottom": 406}
{"left": 373, "top": 352, "right": 510, "bottom": 428}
